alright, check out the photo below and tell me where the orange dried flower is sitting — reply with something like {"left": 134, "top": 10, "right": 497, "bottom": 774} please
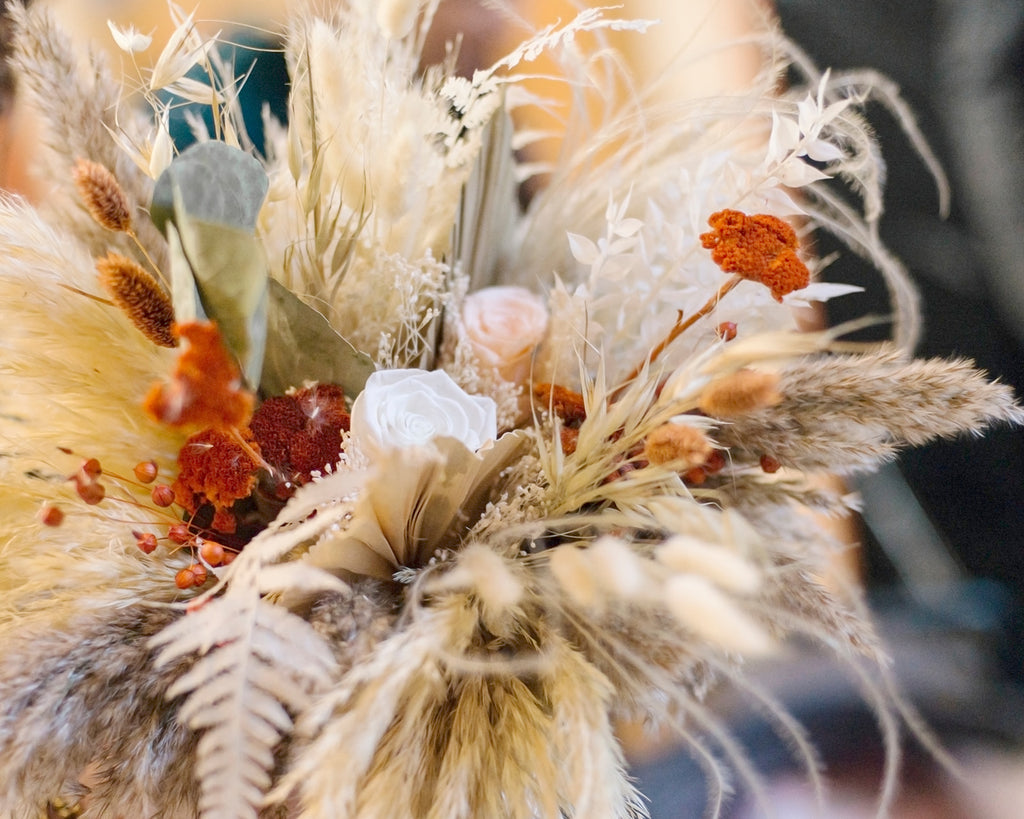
{"left": 643, "top": 423, "right": 713, "bottom": 469}
{"left": 72, "top": 158, "right": 133, "bottom": 233}
{"left": 143, "top": 321, "right": 254, "bottom": 430}
{"left": 699, "top": 209, "right": 810, "bottom": 301}
{"left": 532, "top": 383, "right": 587, "bottom": 426}
{"left": 698, "top": 369, "right": 782, "bottom": 418}
{"left": 172, "top": 427, "right": 260, "bottom": 516}
{"left": 559, "top": 426, "right": 580, "bottom": 456}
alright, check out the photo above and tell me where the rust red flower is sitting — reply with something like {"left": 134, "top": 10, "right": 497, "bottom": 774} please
{"left": 172, "top": 427, "right": 261, "bottom": 529}
{"left": 249, "top": 383, "right": 350, "bottom": 485}
{"left": 699, "top": 209, "right": 810, "bottom": 301}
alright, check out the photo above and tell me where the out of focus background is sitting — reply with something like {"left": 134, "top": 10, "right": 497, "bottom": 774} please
{"left": 2, "top": 1, "right": 1022, "bottom": 816}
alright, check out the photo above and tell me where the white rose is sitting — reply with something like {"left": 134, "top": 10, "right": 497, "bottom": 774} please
{"left": 350, "top": 368, "right": 497, "bottom": 452}
{"left": 461, "top": 286, "right": 548, "bottom": 386}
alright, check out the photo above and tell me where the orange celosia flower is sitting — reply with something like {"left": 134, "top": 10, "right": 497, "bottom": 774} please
{"left": 172, "top": 427, "right": 261, "bottom": 521}
{"left": 699, "top": 209, "right": 810, "bottom": 301}
{"left": 143, "top": 321, "right": 254, "bottom": 430}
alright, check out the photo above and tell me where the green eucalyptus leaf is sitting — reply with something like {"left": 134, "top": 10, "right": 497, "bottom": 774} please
{"left": 261, "top": 278, "right": 375, "bottom": 397}
{"left": 165, "top": 222, "right": 206, "bottom": 323}
{"left": 151, "top": 141, "right": 269, "bottom": 234}
{"left": 175, "top": 208, "right": 269, "bottom": 387}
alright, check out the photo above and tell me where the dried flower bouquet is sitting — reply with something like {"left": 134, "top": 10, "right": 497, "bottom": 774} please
{"left": 0, "top": 1, "right": 1019, "bottom": 818}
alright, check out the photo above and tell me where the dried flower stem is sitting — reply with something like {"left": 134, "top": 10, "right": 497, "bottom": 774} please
{"left": 619, "top": 275, "right": 741, "bottom": 390}
{"left": 127, "top": 228, "right": 171, "bottom": 292}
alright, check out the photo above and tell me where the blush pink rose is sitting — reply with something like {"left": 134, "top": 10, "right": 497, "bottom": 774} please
{"left": 461, "top": 286, "right": 548, "bottom": 386}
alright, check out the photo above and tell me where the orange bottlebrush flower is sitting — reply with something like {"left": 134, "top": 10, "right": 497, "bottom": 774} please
{"left": 172, "top": 427, "right": 260, "bottom": 515}
{"left": 699, "top": 209, "right": 810, "bottom": 301}
{"left": 143, "top": 321, "right": 254, "bottom": 430}
{"left": 96, "top": 252, "right": 176, "bottom": 347}
{"left": 72, "top": 158, "right": 133, "bottom": 233}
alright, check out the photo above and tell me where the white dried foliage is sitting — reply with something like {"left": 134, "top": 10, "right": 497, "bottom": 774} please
{"left": 0, "top": 3, "right": 1020, "bottom": 819}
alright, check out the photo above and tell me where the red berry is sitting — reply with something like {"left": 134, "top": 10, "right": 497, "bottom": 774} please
{"left": 151, "top": 484, "right": 175, "bottom": 507}
{"left": 80, "top": 458, "right": 102, "bottom": 478}
{"left": 716, "top": 321, "right": 738, "bottom": 341}
{"left": 174, "top": 567, "right": 195, "bottom": 589}
{"left": 188, "top": 563, "right": 208, "bottom": 586}
{"left": 704, "top": 449, "right": 727, "bottom": 474}
{"left": 133, "top": 531, "right": 158, "bottom": 554}
{"left": 134, "top": 460, "right": 159, "bottom": 483}
{"left": 199, "top": 539, "right": 225, "bottom": 567}
{"left": 760, "top": 454, "right": 781, "bottom": 473}
{"left": 168, "top": 523, "right": 191, "bottom": 544}
{"left": 683, "top": 466, "right": 707, "bottom": 485}
{"left": 75, "top": 478, "right": 105, "bottom": 505}
{"left": 38, "top": 504, "right": 64, "bottom": 526}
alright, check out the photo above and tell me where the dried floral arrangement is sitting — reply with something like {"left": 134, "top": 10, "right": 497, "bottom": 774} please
{"left": 0, "top": 1, "right": 1020, "bottom": 817}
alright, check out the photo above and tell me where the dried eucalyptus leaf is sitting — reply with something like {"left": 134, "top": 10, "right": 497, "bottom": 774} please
{"left": 165, "top": 222, "right": 206, "bottom": 323}
{"left": 176, "top": 212, "right": 269, "bottom": 387}
{"left": 451, "top": 103, "right": 518, "bottom": 290}
{"left": 151, "top": 141, "right": 269, "bottom": 234}
{"left": 261, "top": 279, "right": 375, "bottom": 397}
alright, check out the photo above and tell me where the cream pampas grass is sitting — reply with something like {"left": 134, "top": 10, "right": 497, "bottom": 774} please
{"left": 0, "top": 2, "right": 1020, "bottom": 818}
